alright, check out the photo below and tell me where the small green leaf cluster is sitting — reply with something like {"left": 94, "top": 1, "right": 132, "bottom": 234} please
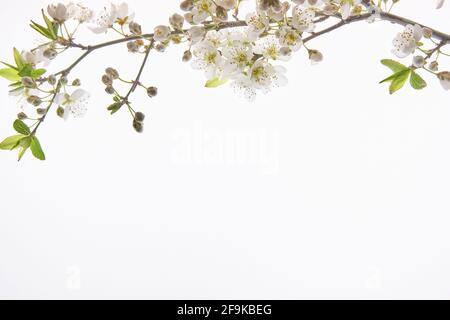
{"left": 0, "top": 120, "right": 45, "bottom": 161}
{"left": 30, "top": 10, "right": 60, "bottom": 40}
{"left": 380, "top": 59, "right": 427, "bottom": 94}
{"left": 0, "top": 48, "right": 47, "bottom": 94}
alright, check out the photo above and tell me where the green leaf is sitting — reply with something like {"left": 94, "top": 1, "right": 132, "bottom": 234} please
{"left": 9, "top": 81, "right": 22, "bottom": 88}
{"left": 0, "top": 134, "right": 26, "bottom": 150}
{"left": 205, "top": 77, "right": 228, "bottom": 88}
{"left": 18, "top": 64, "right": 33, "bottom": 77}
{"left": 107, "top": 102, "right": 123, "bottom": 115}
{"left": 381, "top": 59, "right": 409, "bottom": 73}
{"left": 17, "top": 137, "right": 31, "bottom": 161}
{"left": 13, "top": 48, "right": 24, "bottom": 69}
{"left": 0, "top": 68, "right": 20, "bottom": 82}
{"left": 410, "top": 71, "right": 427, "bottom": 90}
{"left": 31, "top": 68, "right": 46, "bottom": 79}
{"left": 9, "top": 86, "right": 24, "bottom": 94}
{"left": 389, "top": 70, "right": 411, "bottom": 95}
{"left": 30, "top": 136, "right": 46, "bottom": 160}
{"left": 379, "top": 73, "right": 399, "bottom": 84}
{"left": 42, "top": 11, "right": 57, "bottom": 39}
{"left": 1, "top": 61, "right": 18, "bottom": 71}
{"left": 30, "top": 21, "right": 53, "bottom": 39}
{"left": 13, "top": 119, "right": 31, "bottom": 135}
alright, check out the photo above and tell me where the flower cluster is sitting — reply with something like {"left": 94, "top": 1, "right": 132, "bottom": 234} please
{"left": 0, "top": 0, "right": 449, "bottom": 160}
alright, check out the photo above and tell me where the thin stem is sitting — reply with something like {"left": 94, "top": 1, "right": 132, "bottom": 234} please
{"left": 125, "top": 39, "right": 155, "bottom": 100}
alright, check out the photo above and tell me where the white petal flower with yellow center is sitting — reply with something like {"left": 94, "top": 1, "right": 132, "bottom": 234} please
{"left": 392, "top": 24, "right": 423, "bottom": 59}
{"left": 279, "top": 27, "right": 303, "bottom": 51}
{"left": 203, "top": 30, "right": 225, "bottom": 49}
{"left": 231, "top": 60, "right": 288, "bottom": 101}
{"left": 222, "top": 44, "right": 254, "bottom": 77}
{"left": 340, "top": 0, "right": 361, "bottom": 20}
{"left": 192, "top": 43, "right": 224, "bottom": 79}
{"left": 254, "top": 36, "right": 291, "bottom": 61}
{"left": 192, "top": 0, "right": 216, "bottom": 24}
{"left": 55, "top": 89, "right": 91, "bottom": 120}
{"left": 89, "top": 3, "right": 134, "bottom": 34}
{"left": 245, "top": 12, "right": 270, "bottom": 40}
{"left": 21, "top": 47, "right": 49, "bottom": 67}
{"left": 292, "top": 6, "right": 315, "bottom": 32}
{"left": 47, "top": 3, "right": 72, "bottom": 22}
{"left": 67, "top": 3, "right": 94, "bottom": 23}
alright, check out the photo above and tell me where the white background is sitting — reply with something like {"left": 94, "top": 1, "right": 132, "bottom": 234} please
{"left": 1, "top": 0, "right": 450, "bottom": 299}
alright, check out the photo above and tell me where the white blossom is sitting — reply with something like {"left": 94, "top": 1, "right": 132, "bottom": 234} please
{"left": 67, "top": 3, "right": 94, "bottom": 23}
{"left": 253, "top": 36, "right": 291, "bottom": 61}
{"left": 392, "top": 24, "right": 423, "bottom": 59}
{"left": 21, "top": 47, "right": 49, "bottom": 67}
{"left": 47, "top": 3, "right": 72, "bottom": 22}
{"left": 278, "top": 27, "right": 303, "bottom": 51}
{"left": 292, "top": 6, "right": 315, "bottom": 32}
{"left": 188, "top": 26, "right": 206, "bottom": 44}
{"left": 231, "top": 60, "right": 287, "bottom": 101}
{"left": 191, "top": 43, "right": 224, "bottom": 79}
{"left": 341, "top": 0, "right": 361, "bottom": 20}
{"left": 245, "top": 12, "right": 270, "bottom": 39}
{"left": 89, "top": 3, "right": 134, "bottom": 34}
{"left": 153, "top": 25, "right": 171, "bottom": 42}
{"left": 55, "top": 89, "right": 90, "bottom": 120}
{"left": 192, "top": 0, "right": 216, "bottom": 24}
{"left": 221, "top": 43, "right": 254, "bottom": 77}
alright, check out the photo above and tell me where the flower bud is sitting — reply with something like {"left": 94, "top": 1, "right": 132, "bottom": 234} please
{"left": 147, "top": 86, "right": 158, "bottom": 98}
{"left": 127, "top": 41, "right": 139, "bottom": 53}
{"left": 60, "top": 76, "right": 68, "bottom": 85}
{"left": 102, "top": 74, "right": 113, "bottom": 86}
{"left": 27, "top": 95, "right": 42, "bottom": 107}
{"left": 308, "top": 49, "right": 323, "bottom": 64}
{"left": 129, "top": 21, "right": 142, "bottom": 35}
{"left": 36, "top": 108, "right": 47, "bottom": 115}
{"left": 180, "top": 0, "right": 194, "bottom": 11}
{"left": 72, "top": 79, "right": 81, "bottom": 86}
{"left": 182, "top": 50, "right": 193, "bottom": 62}
{"left": 184, "top": 13, "right": 195, "bottom": 25}
{"left": 412, "top": 55, "right": 425, "bottom": 68}
{"left": 135, "top": 112, "right": 145, "bottom": 122}
{"left": 43, "top": 48, "right": 58, "bottom": 60}
{"left": 429, "top": 61, "right": 439, "bottom": 72}
{"left": 169, "top": 13, "right": 184, "bottom": 30}
{"left": 323, "top": 3, "right": 339, "bottom": 15}
{"left": 280, "top": 47, "right": 292, "bottom": 57}
{"left": 57, "top": 106, "right": 65, "bottom": 118}
{"left": 216, "top": 6, "right": 228, "bottom": 21}
{"left": 437, "top": 71, "right": 450, "bottom": 90}
{"left": 133, "top": 120, "right": 144, "bottom": 133}
{"left": 423, "top": 27, "right": 433, "bottom": 39}
{"left": 22, "top": 77, "right": 36, "bottom": 88}
{"left": 155, "top": 43, "right": 166, "bottom": 52}
{"left": 105, "top": 67, "right": 120, "bottom": 79}
{"left": 188, "top": 26, "right": 206, "bottom": 44}
{"left": 154, "top": 25, "right": 171, "bottom": 42}
{"left": 48, "top": 75, "right": 57, "bottom": 85}
{"left": 17, "top": 112, "right": 27, "bottom": 120}
{"left": 105, "top": 86, "right": 115, "bottom": 95}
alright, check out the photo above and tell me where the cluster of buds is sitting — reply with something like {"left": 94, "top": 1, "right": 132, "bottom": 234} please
{"left": 102, "top": 68, "right": 120, "bottom": 94}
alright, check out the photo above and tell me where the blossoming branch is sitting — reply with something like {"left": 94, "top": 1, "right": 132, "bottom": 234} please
{"left": 0, "top": 0, "right": 449, "bottom": 161}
